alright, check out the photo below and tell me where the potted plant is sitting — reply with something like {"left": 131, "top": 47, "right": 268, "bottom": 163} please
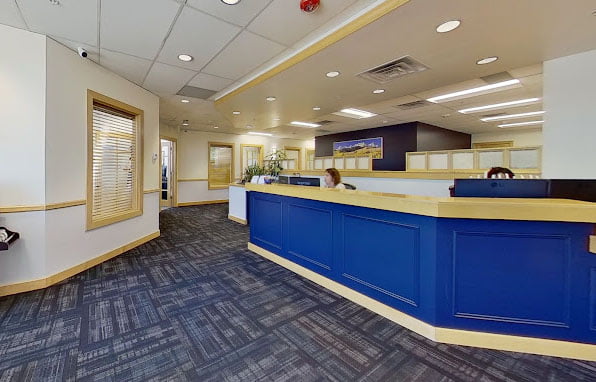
{"left": 242, "top": 164, "right": 266, "bottom": 184}
{"left": 264, "top": 149, "right": 288, "bottom": 179}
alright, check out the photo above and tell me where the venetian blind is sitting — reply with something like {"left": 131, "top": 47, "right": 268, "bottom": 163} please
{"left": 91, "top": 102, "right": 138, "bottom": 221}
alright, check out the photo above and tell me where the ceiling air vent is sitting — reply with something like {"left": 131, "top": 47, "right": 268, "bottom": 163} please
{"left": 357, "top": 56, "right": 429, "bottom": 84}
{"left": 393, "top": 100, "right": 432, "bottom": 110}
{"left": 177, "top": 86, "right": 217, "bottom": 100}
{"left": 314, "top": 120, "right": 334, "bottom": 125}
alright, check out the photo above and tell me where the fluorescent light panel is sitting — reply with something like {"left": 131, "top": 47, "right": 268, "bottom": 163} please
{"left": 291, "top": 121, "right": 321, "bottom": 128}
{"left": 498, "top": 120, "right": 543, "bottom": 128}
{"left": 459, "top": 98, "right": 541, "bottom": 114}
{"left": 427, "top": 79, "right": 520, "bottom": 103}
{"left": 481, "top": 111, "right": 544, "bottom": 122}
{"left": 248, "top": 131, "right": 272, "bottom": 136}
{"left": 339, "top": 108, "right": 377, "bottom": 118}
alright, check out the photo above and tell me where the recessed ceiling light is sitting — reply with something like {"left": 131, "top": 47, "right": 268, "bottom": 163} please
{"left": 372, "top": 89, "right": 385, "bottom": 94}
{"left": 313, "top": 106, "right": 321, "bottom": 111}
{"left": 181, "top": 120, "right": 189, "bottom": 126}
{"left": 213, "top": 126, "right": 219, "bottom": 129}
{"left": 291, "top": 121, "right": 321, "bottom": 128}
{"left": 498, "top": 120, "right": 544, "bottom": 128}
{"left": 326, "top": 71, "right": 340, "bottom": 78}
{"left": 266, "top": 96, "right": 276, "bottom": 102}
{"left": 181, "top": 99, "right": 190, "bottom": 103}
{"left": 248, "top": 132, "right": 272, "bottom": 136}
{"left": 338, "top": 108, "right": 377, "bottom": 119}
{"left": 436, "top": 20, "right": 461, "bottom": 33}
{"left": 232, "top": 111, "right": 240, "bottom": 115}
{"left": 476, "top": 56, "right": 498, "bottom": 65}
{"left": 458, "top": 98, "right": 541, "bottom": 114}
{"left": 427, "top": 79, "right": 520, "bottom": 103}
{"left": 177, "top": 54, "right": 193, "bottom": 62}
{"left": 221, "top": 0, "right": 240, "bottom": 4}
{"left": 481, "top": 111, "right": 545, "bottom": 122}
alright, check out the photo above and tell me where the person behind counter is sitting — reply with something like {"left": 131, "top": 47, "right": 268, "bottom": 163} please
{"left": 323, "top": 168, "right": 346, "bottom": 189}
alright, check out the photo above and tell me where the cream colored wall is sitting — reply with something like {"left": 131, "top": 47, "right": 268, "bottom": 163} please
{"left": 0, "top": 25, "right": 47, "bottom": 207}
{"left": 176, "top": 129, "right": 314, "bottom": 203}
{"left": 471, "top": 128, "right": 542, "bottom": 147}
{"left": 543, "top": 49, "right": 596, "bottom": 179}
{"left": 43, "top": 39, "right": 160, "bottom": 277}
{"left": 45, "top": 38, "right": 160, "bottom": 203}
{"left": 0, "top": 30, "right": 160, "bottom": 289}
{"left": 160, "top": 123, "right": 179, "bottom": 140}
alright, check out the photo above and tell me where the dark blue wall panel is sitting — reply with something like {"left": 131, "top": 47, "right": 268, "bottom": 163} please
{"left": 250, "top": 193, "right": 283, "bottom": 252}
{"left": 286, "top": 203, "right": 334, "bottom": 272}
{"left": 452, "top": 231, "right": 570, "bottom": 327}
{"left": 341, "top": 214, "right": 420, "bottom": 307}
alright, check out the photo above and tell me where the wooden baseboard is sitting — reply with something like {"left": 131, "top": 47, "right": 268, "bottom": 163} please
{"left": 228, "top": 215, "right": 247, "bottom": 225}
{"left": 178, "top": 200, "right": 228, "bottom": 207}
{"left": 0, "top": 231, "right": 160, "bottom": 297}
{"left": 248, "top": 242, "right": 596, "bottom": 361}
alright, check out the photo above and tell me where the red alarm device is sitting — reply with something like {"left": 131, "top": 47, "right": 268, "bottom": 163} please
{"left": 300, "top": 0, "right": 320, "bottom": 13}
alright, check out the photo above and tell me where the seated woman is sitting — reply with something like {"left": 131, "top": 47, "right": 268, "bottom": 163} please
{"left": 486, "top": 167, "right": 515, "bottom": 179}
{"left": 323, "top": 168, "right": 346, "bottom": 189}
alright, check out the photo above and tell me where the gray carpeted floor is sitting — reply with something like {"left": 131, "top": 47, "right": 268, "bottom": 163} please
{"left": 0, "top": 204, "right": 594, "bottom": 381}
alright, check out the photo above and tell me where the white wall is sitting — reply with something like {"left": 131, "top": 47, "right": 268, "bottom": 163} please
{"left": 176, "top": 129, "right": 314, "bottom": 203}
{"left": 471, "top": 128, "right": 542, "bottom": 147}
{"left": 543, "top": 49, "right": 596, "bottom": 179}
{"left": 0, "top": 25, "right": 47, "bottom": 206}
{"left": 0, "top": 30, "right": 160, "bottom": 288}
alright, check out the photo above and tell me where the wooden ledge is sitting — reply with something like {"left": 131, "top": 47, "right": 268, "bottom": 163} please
{"left": 590, "top": 236, "right": 596, "bottom": 254}
{"left": 245, "top": 183, "right": 596, "bottom": 223}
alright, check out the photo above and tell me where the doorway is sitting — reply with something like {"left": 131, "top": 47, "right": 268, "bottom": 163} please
{"left": 160, "top": 137, "right": 177, "bottom": 208}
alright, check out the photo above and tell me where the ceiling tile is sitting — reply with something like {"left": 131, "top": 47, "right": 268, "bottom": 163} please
{"left": 186, "top": 0, "right": 270, "bottom": 27}
{"left": 189, "top": 72, "right": 234, "bottom": 91}
{"left": 203, "top": 31, "right": 285, "bottom": 80}
{"left": 17, "top": 0, "right": 98, "bottom": 45}
{"left": 157, "top": 6, "right": 241, "bottom": 71}
{"left": 100, "top": 49, "right": 153, "bottom": 85}
{"left": 247, "top": 0, "right": 357, "bottom": 46}
{"left": 143, "top": 62, "right": 196, "bottom": 94}
{"left": 0, "top": 1, "right": 27, "bottom": 29}
{"left": 101, "top": 0, "right": 181, "bottom": 60}
{"left": 50, "top": 36, "right": 100, "bottom": 63}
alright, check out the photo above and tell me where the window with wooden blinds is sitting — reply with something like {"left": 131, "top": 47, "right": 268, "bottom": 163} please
{"left": 87, "top": 90, "right": 143, "bottom": 230}
{"left": 208, "top": 142, "right": 234, "bottom": 190}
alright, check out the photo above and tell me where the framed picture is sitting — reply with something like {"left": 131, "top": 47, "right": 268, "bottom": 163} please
{"left": 333, "top": 137, "right": 383, "bottom": 159}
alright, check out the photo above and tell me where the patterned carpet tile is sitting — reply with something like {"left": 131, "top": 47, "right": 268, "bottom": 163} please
{"left": 0, "top": 204, "right": 594, "bottom": 381}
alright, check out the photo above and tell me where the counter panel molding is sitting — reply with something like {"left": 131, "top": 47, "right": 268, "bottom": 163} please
{"left": 452, "top": 231, "right": 571, "bottom": 328}
{"left": 247, "top": 186, "right": 596, "bottom": 358}
{"left": 287, "top": 203, "right": 333, "bottom": 272}
{"left": 341, "top": 213, "right": 421, "bottom": 307}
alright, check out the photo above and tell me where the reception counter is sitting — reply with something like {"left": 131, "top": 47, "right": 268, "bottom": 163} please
{"left": 245, "top": 183, "right": 596, "bottom": 360}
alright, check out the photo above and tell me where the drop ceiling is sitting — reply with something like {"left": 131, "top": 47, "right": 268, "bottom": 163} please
{"left": 1, "top": 0, "right": 595, "bottom": 139}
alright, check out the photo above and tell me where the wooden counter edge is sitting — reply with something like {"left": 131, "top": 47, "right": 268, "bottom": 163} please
{"left": 590, "top": 236, "right": 596, "bottom": 254}
{"left": 245, "top": 183, "right": 596, "bottom": 223}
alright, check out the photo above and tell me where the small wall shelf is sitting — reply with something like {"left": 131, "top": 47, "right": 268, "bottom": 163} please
{"left": 0, "top": 227, "right": 19, "bottom": 251}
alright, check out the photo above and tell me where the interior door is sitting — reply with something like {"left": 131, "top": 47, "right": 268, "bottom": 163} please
{"left": 160, "top": 139, "right": 175, "bottom": 207}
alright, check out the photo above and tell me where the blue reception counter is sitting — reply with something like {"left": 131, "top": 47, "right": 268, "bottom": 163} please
{"left": 245, "top": 184, "right": 596, "bottom": 360}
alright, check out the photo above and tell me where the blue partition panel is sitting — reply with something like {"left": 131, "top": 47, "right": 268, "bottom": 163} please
{"left": 248, "top": 191, "right": 596, "bottom": 344}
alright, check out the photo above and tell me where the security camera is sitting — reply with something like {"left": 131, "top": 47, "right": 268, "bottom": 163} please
{"left": 77, "top": 47, "right": 88, "bottom": 58}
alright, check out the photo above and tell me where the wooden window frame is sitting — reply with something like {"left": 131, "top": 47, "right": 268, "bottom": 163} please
{"left": 208, "top": 141, "right": 235, "bottom": 190}
{"left": 240, "top": 144, "right": 264, "bottom": 170}
{"left": 86, "top": 90, "right": 144, "bottom": 230}
{"left": 283, "top": 146, "right": 302, "bottom": 170}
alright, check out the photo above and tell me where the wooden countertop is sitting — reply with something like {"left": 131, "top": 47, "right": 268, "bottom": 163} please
{"left": 245, "top": 183, "right": 596, "bottom": 223}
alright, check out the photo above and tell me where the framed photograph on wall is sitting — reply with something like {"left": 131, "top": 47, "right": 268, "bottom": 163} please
{"left": 333, "top": 137, "right": 383, "bottom": 159}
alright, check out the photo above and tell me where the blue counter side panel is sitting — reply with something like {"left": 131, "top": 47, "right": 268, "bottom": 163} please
{"left": 249, "top": 191, "right": 596, "bottom": 344}
{"left": 437, "top": 219, "right": 596, "bottom": 344}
